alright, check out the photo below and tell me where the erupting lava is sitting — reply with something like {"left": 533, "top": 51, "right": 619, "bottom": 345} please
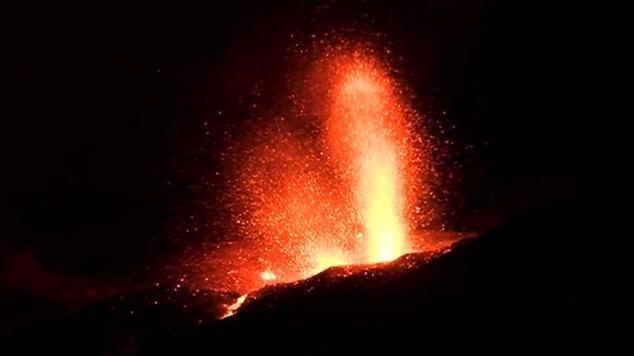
{"left": 328, "top": 59, "right": 413, "bottom": 263}
{"left": 231, "top": 50, "right": 426, "bottom": 289}
{"left": 190, "top": 46, "right": 436, "bottom": 296}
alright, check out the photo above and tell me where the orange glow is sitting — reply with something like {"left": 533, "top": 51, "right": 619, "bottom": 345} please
{"left": 186, "top": 45, "right": 438, "bottom": 295}
{"left": 260, "top": 269, "right": 277, "bottom": 281}
{"left": 308, "top": 249, "right": 351, "bottom": 276}
{"left": 233, "top": 51, "right": 422, "bottom": 285}
{"left": 220, "top": 294, "right": 248, "bottom": 319}
{"left": 328, "top": 61, "right": 411, "bottom": 263}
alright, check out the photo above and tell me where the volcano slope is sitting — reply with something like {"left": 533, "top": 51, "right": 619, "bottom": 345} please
{"left": 152, "top": 196, "right": 594, "bottom": 355}
{"left": 13, "top": 195, "right": 597, "bottom": 355}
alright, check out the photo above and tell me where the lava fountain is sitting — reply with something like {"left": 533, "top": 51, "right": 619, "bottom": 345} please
{"left": 327, "top": 56, "right": 414, "bottom": 263}
{"left": 193, "top": 47, "right": 433, "bottom": 297}
{"left": 235, "top": 50, "right": 425, "bottom": 285}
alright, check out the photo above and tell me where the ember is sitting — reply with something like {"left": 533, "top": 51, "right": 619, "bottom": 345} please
{"left": 260, "top": 269, "right": 277, "bottom": 281}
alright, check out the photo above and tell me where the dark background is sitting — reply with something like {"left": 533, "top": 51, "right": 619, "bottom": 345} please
{"left": 4, "top": 0, "right": 612, "bottom": 342}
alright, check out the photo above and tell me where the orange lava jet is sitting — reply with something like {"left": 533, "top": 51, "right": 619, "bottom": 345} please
{"left": 327, "top": 56, "right": 413, "bottom": 263}
{"left": 192, "top": 47, "right": 434, "bottom": 295}
{"left": 235, "top": 50, "right": 424, "bottom": 287}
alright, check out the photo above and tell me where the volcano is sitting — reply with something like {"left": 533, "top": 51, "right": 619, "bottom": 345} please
{"left": 12, "top": 197, "right": 590, "bottom": 355}
{"left": 4, "top": 1, "right": 610, "bottom": 355}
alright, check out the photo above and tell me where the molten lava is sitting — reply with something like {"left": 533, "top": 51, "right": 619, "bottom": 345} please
{"left": 188, "top": 47, "right": 436, "bottom": 296}
{"left": 327, "top": 58, "right": 412, "bottom": 263}
{"left": 260, "top": 269, "right": 277, "bottom": 281}
{"left": 234, "top": 51, "right": 424, "bottom": 286}
{"left": 220, "top": 294, "right": 248, "bottom": 319}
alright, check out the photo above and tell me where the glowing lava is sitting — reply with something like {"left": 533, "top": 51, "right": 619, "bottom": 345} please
{"left": 232, "top": 50, "right": 425, "bottom": 289}
{"left": 327, "top": 58, "right": 412, "bottom": 263}
{"left": 220, "top": 294, "right": 248, "bottom": 319}
{"left": 260, "top": 269, "right": 277, "bottom": 281}
{"left": 190, "top": 47, "right": 432, "bottom": 295}
{"left": 310, "top": 249, "right": 350, "bottom": 276}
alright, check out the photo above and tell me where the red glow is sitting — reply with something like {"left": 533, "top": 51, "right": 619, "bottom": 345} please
{"left": 260, "top": 269, "right": 277, "bottom": 281}
{"left": 220, "top": 294, "right": 248, "bottom": 319}
{"left": 185, "top": 46, "right": 447, "bottom": 296}
{"left": 327, "top": 55, "right": 414, "bottom": 263}
{"left": 227, "top": 51, "right": 426, "bottom": 291}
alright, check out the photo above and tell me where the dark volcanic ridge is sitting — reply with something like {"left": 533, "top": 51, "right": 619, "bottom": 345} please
{"left": 12, "top": 197, "right": 593, "bottom": 355}
{"left": 235, "top": 246, "right": 456, "bottom": 316}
